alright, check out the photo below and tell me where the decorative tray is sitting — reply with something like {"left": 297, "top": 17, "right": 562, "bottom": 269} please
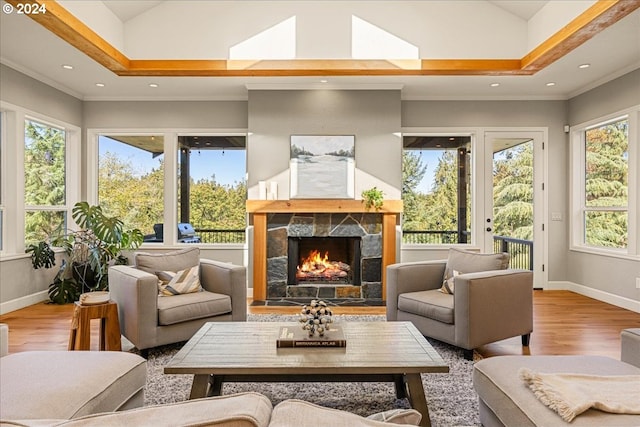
{"left": 79, "top": 291, "right": 110, "bottom": 305}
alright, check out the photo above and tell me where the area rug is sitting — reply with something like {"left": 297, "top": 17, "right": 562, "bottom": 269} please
{"left": 141, "top": 314, "right": 481, "bottom": 427}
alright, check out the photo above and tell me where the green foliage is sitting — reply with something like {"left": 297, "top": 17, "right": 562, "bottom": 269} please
{"left": 361, "top": 187, "right": 384, "bottom": 211}
{"left": 26, "top": 241, "right": 56, "bottom": 269}
{"left": 28, "top": 202, "right": 144, "bottom": 303}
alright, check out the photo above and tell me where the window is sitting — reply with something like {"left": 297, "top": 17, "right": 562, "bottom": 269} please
{"left": 402, "top": 136, "right": 472, "bottom": 244}
{"left": 98, "top": 135, "right": 164, "bottom": 240}
{"left": 177, "top": 135, "right": 246, "bottom": 243}
{"left": 583, "top": 118, "right": 628, "bottom": 249}
{"left": 572, "top": 107, "right": 639, "bottom": 257}
{"left": 24, "top": 119, "right": 67, "bottom": 245}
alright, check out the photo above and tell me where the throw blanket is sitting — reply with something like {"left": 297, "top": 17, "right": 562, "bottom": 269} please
{"left": 519, "top": 369, "right": 640, "bottom": 422}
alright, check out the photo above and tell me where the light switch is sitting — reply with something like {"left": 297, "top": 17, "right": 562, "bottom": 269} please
{"left": 551, "top": 212, "right": 563, "bottom": 221}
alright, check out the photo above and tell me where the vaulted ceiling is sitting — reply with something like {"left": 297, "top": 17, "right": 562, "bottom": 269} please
{"left": 1, "top": 0, "right": 638, "bottom": 100}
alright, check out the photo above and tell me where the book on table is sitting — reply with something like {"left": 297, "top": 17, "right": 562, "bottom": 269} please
{"left": 276, "top": 325, "right": 347, "bottom": 348}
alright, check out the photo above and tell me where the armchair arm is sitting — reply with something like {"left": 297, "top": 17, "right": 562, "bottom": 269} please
{"left": 108, "top": 265, "right": 160, "bottom": 349}
{"left": 454, "top": 269, "right": 533, "bottom": 349}
{"left": 386, "top": 260, "right": 446, "bottom": 320}
{"left": 199, "top": 259, "right": 247, "bottom": 321}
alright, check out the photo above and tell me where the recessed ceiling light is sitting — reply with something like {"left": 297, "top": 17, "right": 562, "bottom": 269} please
{"left": 546, "top": 82, "right": 556, "bottom": 87}
{"left": 62, "top": 64, "right": 74, "bottom": 70}
{"left": 320, "top": 79, "right": 328, "bottom": 83}
{"left": 95, "top": 83, "right": 105, "bottom": 87}
{"left": 578, "top": 63, "right": 590, "bottom": 69}
{"left": 149, "top": 83, "right": 159, "bottom": 88}
{"left": 490, "top": 83, "right": 500, "bottom": 87}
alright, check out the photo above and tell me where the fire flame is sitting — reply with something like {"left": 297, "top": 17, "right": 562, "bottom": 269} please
{"left": 296, "top": 250, "right": 350, "bottom": 280}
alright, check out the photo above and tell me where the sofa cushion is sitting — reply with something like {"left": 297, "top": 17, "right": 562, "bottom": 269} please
{"left": 473, "top": 355, "right": 640, "bottom": 427}
{"left": 157, "top": 265, "right": 203, "bottom": 296}
{"left": 269, "top": 399, "right": 420, "bottom": 426}
{"left": 135, "top": 247, "right": 200, "bottom": 274}
{"left": 398, "top": 289, "right": 454, "bottom": 324}
{"left": 0, "top": 351, "right": 146, "bottom": 420}
{"left": 53, "top": 392, "right": 272, "bottom": 427}
{"left": 157, "top": 290, "right": 232, "bottom": 325}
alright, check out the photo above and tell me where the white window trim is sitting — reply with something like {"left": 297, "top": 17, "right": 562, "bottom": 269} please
{"left": 569, "top": 105, "right": 640, "bottom": 260}
{"left": 0, "top": 101, "right": 81, "bottom": 257}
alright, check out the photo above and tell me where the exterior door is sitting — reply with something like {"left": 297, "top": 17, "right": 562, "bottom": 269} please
{"left": 483, "top": 131, "right": 545, "bottom": 288}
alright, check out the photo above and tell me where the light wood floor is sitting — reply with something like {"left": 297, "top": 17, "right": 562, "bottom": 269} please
{"left": 1, "top": 290, "right": 639, "bottom": 359}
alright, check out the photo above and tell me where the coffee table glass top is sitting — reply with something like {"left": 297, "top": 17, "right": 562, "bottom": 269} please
{"left": 165, "top": 321, "right": 448, "bottom": 375}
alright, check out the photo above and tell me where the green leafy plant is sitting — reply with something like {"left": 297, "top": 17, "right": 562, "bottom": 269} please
{"left": 361, "top": 187, "right": 384, "bottom": 211}
{"left": 28, "top": 202, "right": 144, "bottom": 303}
{"left": 26, "top": 241, "right": 56, "bottom": 269}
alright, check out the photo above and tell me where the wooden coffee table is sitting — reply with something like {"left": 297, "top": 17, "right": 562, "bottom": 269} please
{"left": 164, "top": 321, "right": 448, "bottom": 427}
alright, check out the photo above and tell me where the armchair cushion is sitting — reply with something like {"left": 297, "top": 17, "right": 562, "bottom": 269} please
{"left": 398, "top": 290, "right": 454, "bottom": 324}
{"left": 135, "top": 247, "right": 200, "bottom": 274}
{"left": 157, "top": 291, "right": 232, "bottom": 326}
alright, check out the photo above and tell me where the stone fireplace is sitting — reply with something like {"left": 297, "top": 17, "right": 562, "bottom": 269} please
{"left": 246, "top": 199, "right": 402, "bottom": 303}
{"left": 266, "top": 213, "right": 382, "bottom": 300}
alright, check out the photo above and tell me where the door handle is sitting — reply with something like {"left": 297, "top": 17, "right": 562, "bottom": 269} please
{"left": 486, "top": 227, "right": 492, "bottom": 232}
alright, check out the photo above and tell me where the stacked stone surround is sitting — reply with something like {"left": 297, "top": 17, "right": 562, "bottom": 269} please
{"left": 266, "top": 212, "right": 383, "bottom": 301}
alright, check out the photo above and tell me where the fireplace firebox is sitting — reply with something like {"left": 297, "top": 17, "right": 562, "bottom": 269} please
{"left": 288, "top": 237, "right": 362, "bottom": 286}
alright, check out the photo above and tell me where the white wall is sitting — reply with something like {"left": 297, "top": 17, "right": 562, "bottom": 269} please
{"left": 247, "top": 90, "right": 403, "bottom": 200}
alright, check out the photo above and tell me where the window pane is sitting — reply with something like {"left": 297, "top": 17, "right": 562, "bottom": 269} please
{"left": 585, "top": 119, "right": 628, "bottom": 208}
{"left": 25, "top": 210, "right": 66, "bottom": 246}
{"left": 98, "top": 135, "right": 164, "bottom": 239}
{"left": 585, "top": 210, "right": 628, "bottom": 249}
{"left": 24, "top": 120, "right": 66, "bottom": 206}
{"left": 177, "top": 136, "right": 247, "bottom": 243}
{"left": 402, "top": 137, "right": 471, "bottom": 244}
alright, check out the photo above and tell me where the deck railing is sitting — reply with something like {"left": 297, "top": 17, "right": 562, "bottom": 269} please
{"left": 195, "top": 228, "right": 245, "bottom": 244}
{"left": 402, "top": 230, "right": 533, "bottom": 270}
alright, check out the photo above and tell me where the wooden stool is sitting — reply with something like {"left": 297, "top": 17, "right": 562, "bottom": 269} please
{"left": 68, "top": 300, "right": 122, "bottom": 351}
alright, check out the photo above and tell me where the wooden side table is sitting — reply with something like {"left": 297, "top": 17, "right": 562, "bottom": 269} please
{"left": 68, "top": 300, "right": 122, "bottom": 351}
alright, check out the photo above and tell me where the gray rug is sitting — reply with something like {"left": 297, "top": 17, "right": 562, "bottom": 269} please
{"left": 141, "top": 315, "right": 481, "bottom": 427}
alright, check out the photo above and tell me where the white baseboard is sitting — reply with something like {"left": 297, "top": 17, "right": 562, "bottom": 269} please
{"left": 547, "top": 281, "right": 640, "bottom": 313}
{"left": 1, "top": 291, "right": 49, "bottom": 315}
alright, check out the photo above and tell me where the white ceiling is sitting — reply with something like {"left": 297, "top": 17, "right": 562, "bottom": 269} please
{"left": 1, "top": 1, "right": 638, "bottom": 101}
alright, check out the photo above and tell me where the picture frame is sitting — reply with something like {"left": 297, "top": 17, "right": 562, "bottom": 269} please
{"left": 290, "top": 135, "right": 355, "bottom": 199}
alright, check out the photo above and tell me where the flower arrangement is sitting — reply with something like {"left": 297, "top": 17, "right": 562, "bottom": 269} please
{"left": 299, "top": 300, "right": 334, "bottom": 337}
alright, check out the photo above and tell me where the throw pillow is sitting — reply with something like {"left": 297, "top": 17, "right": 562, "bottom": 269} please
{"left": 440, "top": 269, "right": 459, "bottom": 294}
{"left": 441, "top": 248, "right": 510, "bottom": 293}
{"left": 135, "top": 247, "right": 200, "bottom": 274}
{"left": 367, "top": 408, "right": 422, "bottom": 425}
{"left": 156, "top": 265, "right": 202, "bottom": 296}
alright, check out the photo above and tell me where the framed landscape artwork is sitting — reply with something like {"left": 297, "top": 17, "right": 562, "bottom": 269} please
{"left": 290, "top": 135, "right": 355, "bottom": 199}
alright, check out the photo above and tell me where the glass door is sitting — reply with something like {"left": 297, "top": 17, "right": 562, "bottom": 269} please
{"left": 484, "top": 131, "right": 545, "bottom": 287}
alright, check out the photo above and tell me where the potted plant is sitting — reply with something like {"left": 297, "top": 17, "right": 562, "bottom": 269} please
{"left": 26, "top": 202, "right": 144, "bottom": 303}
{"left": 361, "top": 187, "right": 384, "bottom": 211}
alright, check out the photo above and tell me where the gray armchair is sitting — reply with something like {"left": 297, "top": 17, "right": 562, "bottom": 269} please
{"left": 386, "top": 249, "right": 533, "bottom": 359}
{"left": 109, "top": 248, "right": 246, "bottom": 356}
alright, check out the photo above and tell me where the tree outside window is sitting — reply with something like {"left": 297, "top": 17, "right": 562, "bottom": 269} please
{"left": 24, "top": 119, "right": 67, "bottom": 245}
{"left": 583, "top": 118, "right": 628, "bottom": 249}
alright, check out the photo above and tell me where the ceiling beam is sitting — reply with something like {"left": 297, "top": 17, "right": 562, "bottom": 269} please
{"left": 522, "top": 0, "right": 640, "bottom": 72}
{"left": 8, "top": 0, "right": 640, "bottom": 78}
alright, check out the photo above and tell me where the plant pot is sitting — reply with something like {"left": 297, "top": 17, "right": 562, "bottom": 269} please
{"left": 72, "top": 262, "right": 100, "bottom": 293}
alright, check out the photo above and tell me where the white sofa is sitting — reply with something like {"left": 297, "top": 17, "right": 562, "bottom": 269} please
{"left": 0, "top": 324, "right": 423, "bottom": 427}
{"left": 473, "top": 328, "right": 640, "bottom": 426}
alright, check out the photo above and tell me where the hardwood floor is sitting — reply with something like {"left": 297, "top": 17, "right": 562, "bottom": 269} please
{"left": 1, "top": 290, "right": 639, "bottom": 359}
